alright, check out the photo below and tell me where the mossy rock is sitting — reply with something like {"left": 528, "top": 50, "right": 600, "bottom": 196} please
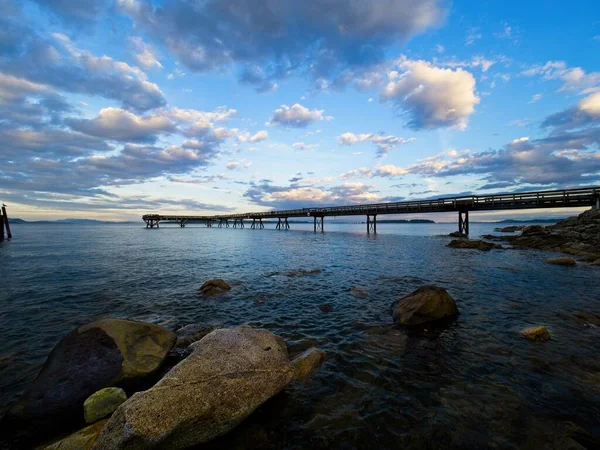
{"left": 9, "top": 319, "right": 176, "bottom": 426}
{"left": 292, "top": 348, "right": 326, "bottom": 380}
{"left": 392, "top": 285, "right": 458, "bottom": 326}
{"left": 43, "top": 419, "right": 108, "bottom": 450}
{"left": 198, "top": 279, "right": 231, "bottom": 296}
{"left": 84, "top": 387, "right": 127, "bottom": 424}
{"left": 521, "top": 326, "right": 551, "bottom": 342}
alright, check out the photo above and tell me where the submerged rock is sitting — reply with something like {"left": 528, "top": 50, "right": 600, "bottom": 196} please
{"left": 318, "top": 304, "right": 331, "bottom": 313}
{"left": 570, "top": 311, "right": 600, "bottom": 327}
{"left": 198, "top": 279, "right": 231, "bottom": 296}
{"left": 8, "top": 319, "right": 176, "bottom": 427}
{"left": 43, "top": 419, "right": 108, "bottom": 450}
{"left": 546, "top": 257, "right": 577, "bottom": 266}
{"left": 521, "top": 326, "right": 551, "bottom": 342}
{"left": 350, "top": 286, "right": 369, "bottom": 299}
{"left": 392, "top": 285, "right": 459, "bottom": 326}
{"left": 292, "top": 348, "right": 326, "bottom": 380}
{"left": 495, "top": 225, "right": 526, "bottom": 233}
{"left": 93, "top": 326, "right": 297, "bottom": 449}
{"left": 447, "top": 239, "right": 503, "bottom": 251}
{"left": 84, "top": 387, "right": 127, "bottom": 424}
{"left": 285, "top": 269, "right": 322, "bottom": 277}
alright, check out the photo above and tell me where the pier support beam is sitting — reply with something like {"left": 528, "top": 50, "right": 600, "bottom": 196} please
{"left": 458, "top": 210, "right": 469, "bottom": 235}
{"left": 178, "top": 219, "right": 187, "bottom": 228}
{"left": 367, "top": 214, "right": 377, "bottom": 234}
{"left": 145, "top": 218, "right": 160, "bottom": 228}
{"left": 206, "top": 219, "right": 213, "bottom": 228}
{"left": 313, "top": 215, "right": 324, "bottom": 233}
{"left": 276, "top": 217, "right": 290, "bottom": 230}
{"left": 0, "top": 209, "right": 4, "bottom": 241}
{"left": 251, "top": 218, "right": 264, "bottom": 229}
{"left": 594, "top": 194, "right": 600, "bottom": 210}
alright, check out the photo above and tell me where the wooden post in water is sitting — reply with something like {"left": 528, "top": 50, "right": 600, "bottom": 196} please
{"left": 0, "top": 208, "right": 4, "bottom": 241}
{"left": 1, "top": 205, "right": 10, "bottom": 239}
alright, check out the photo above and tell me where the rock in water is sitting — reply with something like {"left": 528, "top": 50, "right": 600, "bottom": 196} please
{"left": 43, "top": 419, "right": 108, "bottom": 450}
{"left": 448, "top": 231, "right": 467, "bottom": 238}
{"left": 8, "top": 319, "right": 176, "bottom": 426}
{"left": 198, "top": 279, "right": 231, "bottom": 296}
{"left": 292, "top": 348, "right": 326, "bottom": 380}
{"left": 392, "top": 286, "right": 458, "bottom": 326}
{"left": 175, "top": 323, "right": 215, "bottom": 348}
{"left": 447, "top": 239, "right": 503, "bottom": 251}
{"left": 521, "top": 326, "right": 551, "bottom": 342}
{"left": 93, "top": 326, "right": 294, "bottom": 450}
{"left": 84, "top": 388, "right": 127, "bottom": 424}
{"left": 546, "top": 257, "right": 576, "bottom": 266}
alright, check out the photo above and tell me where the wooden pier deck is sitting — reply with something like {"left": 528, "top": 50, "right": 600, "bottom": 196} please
{"left": 143, "top": 186, "right": 600, "bottom": 234}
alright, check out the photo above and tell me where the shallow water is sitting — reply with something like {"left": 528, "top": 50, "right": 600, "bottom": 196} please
{"left": 1, "top": 222, "right": 599, "bottom": 449}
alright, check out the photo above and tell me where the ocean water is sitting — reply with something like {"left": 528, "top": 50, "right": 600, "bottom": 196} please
{"left": 1, "top": 222, "right": 599, "bottom": 449}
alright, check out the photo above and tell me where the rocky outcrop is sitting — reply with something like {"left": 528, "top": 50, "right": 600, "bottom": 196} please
{"left": 43, "top": 419, "right": 108, "bottom": 450}
{"left": 496, "top": 209, "right": 600, "bottom": 260}
{"left": 521, "top": 326, "right": 551, "bottom": 342}
{"left": 392, "top": 286, "right": 459, "bottom": 326}
{"left": 448, "top": 231, "right": 467, "bottom": 238}
{"left": 447, "top": 239, "right": 503, "bottom": 251}
{"left": 92, "top": 326, "right": 298, "bottom": 450}
{"left": 198, "top": 279, "right": 231, "bottom": 296}
{"left": 84, "top": 388, "right": 127, "bottom": 424}
{"left": 8, "top": 319, "right": 176, "bottom": 427}
{"left": 546, "top": 257, "right": 576, "bottom": 266}
{"left": 292, "top": 348, "right": 326, "bottom": 380}
{"left": 494, "top": 225, "right": 526, "bottom": 233}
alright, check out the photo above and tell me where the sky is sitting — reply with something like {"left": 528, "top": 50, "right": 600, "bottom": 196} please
{"left": 1, "top": 0, "right": 599, "bottom": 222}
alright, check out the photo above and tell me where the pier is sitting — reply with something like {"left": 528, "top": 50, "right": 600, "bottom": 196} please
{"left": 143, "top": 186, "right": 600, "bottom": 235}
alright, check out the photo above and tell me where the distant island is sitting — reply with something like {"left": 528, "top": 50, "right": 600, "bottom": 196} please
{"left": 9, "top": 218, "right": 134, "bottom": 224}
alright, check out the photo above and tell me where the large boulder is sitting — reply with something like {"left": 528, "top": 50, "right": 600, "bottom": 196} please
{"left": 93, "top": 326, "right": 295, "bottom": 450}
{"left": 8, "top": 319, "right": 176, "bottom": 426}
{"left": 392, "top": 286, "right": 459, "bottom": 326}
{"left": 43, "top": 419, "right": 108, "bottom": 450}
{"left": 84, "top": 387, "right": 127, "bottom": 424}
{"left": 447, "top": 239, "right": 502, "bottom": 251}
{"left": 198, "top": 279, "right": 231, "bottom": 296}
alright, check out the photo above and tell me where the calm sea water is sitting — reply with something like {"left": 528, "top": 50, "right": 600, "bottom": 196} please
{"left": 1, "top": 222, "right": 599, "bottom": 449}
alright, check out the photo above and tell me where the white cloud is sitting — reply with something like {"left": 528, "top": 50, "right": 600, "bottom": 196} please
{"left": 66, "top": 107, "right": 174, "bottom": 142}
{"left": 292, "top": 142, "right": 318, "bottom": 151}
{"left": 435, "top": 44, "right": 445, "bottom": 54}
{"left": 380, "top": 57, "right": 480, "bottom": 130}
{"left": 269, "top": 103, "right": 331, "bottom": 127}
{"left": 465, "top": 27, "right": 482, "bottom": 45}
{"left": 528, "top": 93, "right": 542, "bottom": 103}
{"left": 129, "top": 37, "right": 162, "bottom": 69}
{"left": 338, "top": 132, "right": 415, "bottom": 157}
{"left": 578, "top": 91, "right": 600, "bottom": 116}
{"left": 522, "top": 61, "right": 600, "bottom": 93}
{"left": 237, "top": 130, "right": 268, "bottom": 143}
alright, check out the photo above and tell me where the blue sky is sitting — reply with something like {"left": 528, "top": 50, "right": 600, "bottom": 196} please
{"left": 1, "top": 0, "right": 599, "bottom": 221}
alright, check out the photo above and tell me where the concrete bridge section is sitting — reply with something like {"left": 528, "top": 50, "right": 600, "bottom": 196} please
{"left": 143, "top": 186, "right": 600, "bottom": 235}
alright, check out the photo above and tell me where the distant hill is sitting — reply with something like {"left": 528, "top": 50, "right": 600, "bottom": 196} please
{"left": 376, "top": 219, "right": 435, "bottom": 224}
{"left": 9, "top": 218, "right": 134, "bottom": 224}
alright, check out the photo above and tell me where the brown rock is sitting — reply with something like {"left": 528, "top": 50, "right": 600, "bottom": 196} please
{"left": 392, "top": 285, "right": 459, "bottom": 326}
{"left": 448, "top": 231, "right": 467, "bottom": 238}
{"left": 92, "top": 327, "right": 295, "bottom": 450}
{"left": 198, "top": 279, "right": 231, "bottom": 296}
{"left": 546, "top": 257, "right": 576, "bottom": 266}
{"left": 292, "top": 348, "right": 326, "bottom": 380}
{"left": 8, "top": 319, "right": 176, "bottom": 426}
{"left": 318, "top": 304, "right": 331, "bottom": 313}
{"left": 43, "top": 419, "right": 108, "bottom": 450}
{"left": 447, "top": 239, "right": 503, "bottom": 251}
{"left": 521, "top": 326, "right": 551, "bottom": 342}
{"left": 175, "top": 324, "right": 215, "bottom": 348}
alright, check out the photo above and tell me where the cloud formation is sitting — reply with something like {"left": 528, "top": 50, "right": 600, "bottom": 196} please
{"left": 380, "top": 58, "right": 480, "bottom": 130}
{"left": 269, "top": 104, "right": 330, "bottom": 127}
{"left": 338, "top": 132, "right": 415, "bottom": 157}
{"left": 117, "top": 0, "right": 446, "bottom": 87}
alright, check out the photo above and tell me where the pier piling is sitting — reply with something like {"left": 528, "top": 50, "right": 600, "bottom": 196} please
{"left": 458, "top": 210, "right": 469, "bottom": 235}
{"left": 367, "top": 214, "right": 377, "bottom": 234}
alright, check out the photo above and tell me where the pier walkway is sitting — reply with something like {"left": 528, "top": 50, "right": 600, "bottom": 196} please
{"left": 143, "top": 186, "right": 600, "bottom": 235}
